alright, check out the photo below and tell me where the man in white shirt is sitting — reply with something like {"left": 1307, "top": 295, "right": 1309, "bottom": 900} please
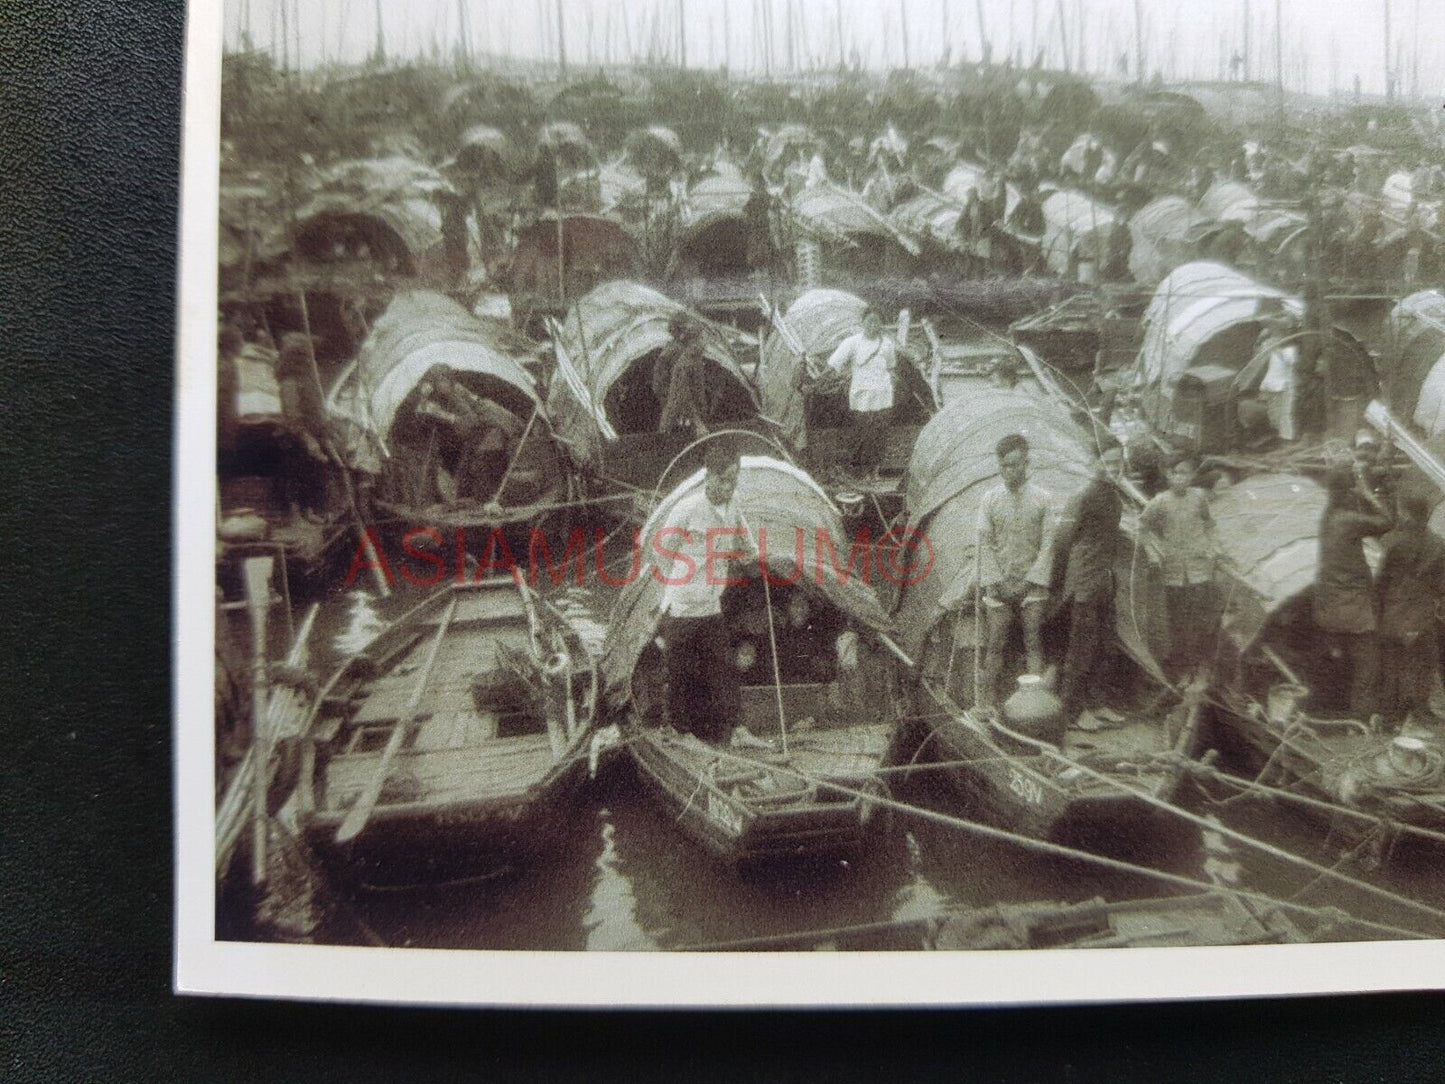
{"left": 1235, "top": 303, "right": 1301, "bottom": 443}
{"left": 824, "top": 309, "right": 897, "bottom": 481}
{"left": 654, "top": 439, "right": 757, "bottom": 745}
{"left": 975, "top": 433, "right": 1057, "bottom": 711}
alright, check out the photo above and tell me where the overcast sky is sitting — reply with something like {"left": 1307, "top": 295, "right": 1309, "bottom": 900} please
{"left": 225, "top": 0, "right": 1445, "bottom": 99}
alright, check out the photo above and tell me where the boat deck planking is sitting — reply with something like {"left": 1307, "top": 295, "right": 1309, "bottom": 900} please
{"left": 321, "top": 733, "right": 559, "bottom": 813}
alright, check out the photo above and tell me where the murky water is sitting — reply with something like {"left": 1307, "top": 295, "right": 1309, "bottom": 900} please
{"left": 263, "top": 570, "right": 1443, "bottom": 952}
{"left": 228, "top": 360, "right": 1445, "bottom": 950}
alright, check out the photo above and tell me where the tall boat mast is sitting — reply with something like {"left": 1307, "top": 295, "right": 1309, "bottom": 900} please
{"left": 678, "top": 0, "right": 687, "bottom": 67}
{"left": 1132, "top": 0, "right": 1144, "bottom": 84}
{"left": 556, "top": 0, "right": 568, "bottom": 75}
{"left": 1382, "top": 0, "right": 1393, "bottom": 99}
{"left": 1242, "top": 0, "right": 1251, "bottom": 81}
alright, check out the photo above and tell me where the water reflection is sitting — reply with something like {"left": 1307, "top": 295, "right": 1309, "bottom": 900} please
{"left": 330, "top": 588, "right": 388, "bottom": 657}
{"left": 583, "top": 811, "right": 657, "bottom": 951}
{"left": 278, "top": 549, "right": 1444, "bottom": 952}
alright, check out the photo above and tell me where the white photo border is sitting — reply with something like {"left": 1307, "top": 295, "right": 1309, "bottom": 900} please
{"left": 174, "top": 0, "right": 1445, "bottom": 1005}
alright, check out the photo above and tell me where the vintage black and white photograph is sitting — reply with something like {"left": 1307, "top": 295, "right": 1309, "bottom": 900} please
{"left": 177, "top": 0, "right": 1445, "bottom": 1002}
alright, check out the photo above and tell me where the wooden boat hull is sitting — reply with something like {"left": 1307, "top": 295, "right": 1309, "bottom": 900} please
{"left": 294, "top": 577, "right": 601, "bottom": 889}
{"left": 911, "top": 683, "right": 1204, "bottom": 851}
{"left": 626, "top": 724, "right": 893, "bottom": 867}
{"left": 1206, "top": 703, "right": 1445, "bottom": 836}
{"left": 301, "top": 756, "right": 591, "bottom": 889}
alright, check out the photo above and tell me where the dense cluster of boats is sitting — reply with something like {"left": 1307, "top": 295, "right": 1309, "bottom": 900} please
{"left": 215, "top": 51, "right": 1445, "bottom": 946}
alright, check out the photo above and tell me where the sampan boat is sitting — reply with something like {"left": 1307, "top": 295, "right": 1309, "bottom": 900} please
{"left": 893, "top": 387, "right": 1203, "bottom": 850}
{"left": 1205, "top": 470, "right": 1445, "bottom": 846}
{"left": 602, "top": 453, "right": 911, "bottom": 868}
{"left": 293, "top": 572, "right": 599, "bottom": 888}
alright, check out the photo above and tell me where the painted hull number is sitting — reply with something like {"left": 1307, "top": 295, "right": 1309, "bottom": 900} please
{"left": 1008, "top": 768, "right": 1045, "bottom": 806}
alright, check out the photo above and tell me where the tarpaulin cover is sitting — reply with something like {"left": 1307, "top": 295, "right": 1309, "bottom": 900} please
{"left": 549, "top": 281, "right": 753, "bottom": 463}
{"left": 889, "top": 193, "right": 966, "bottom": 251}
{"left": 1197, "top": 180, "right": 1308, "bottom": 251}
{"left": 762, "top": 124, "right": 819, "bottom": 171}
{"left": 892, "top": 388, "right": 1096, "bottom": 657}
{"left": 757, "top": 289, "right": 870, "bottom": 449}
{"left": 330, "top": 289, "right": 541, "bottom": 441}
{"left": 790, "top": 182, "right": 893, "bottom": 243}
{"left": 1211, "top": 473, "right": 1325, "bottom": 650}
{"left": 939, "top": 162, "right": 1022, "bottom": 219}
{"left": 599, "top": 455, "right": 892, "bottom": 707}
{"left": 1388, "top": 290, "right": 1445, "bottom": 435}
{"left": 678, "top": 173, "right": 753, "bottom": 244}
{"left": 1136, "top": 261, "right": 1301, "bottom": 386}
{"left": 1127, "top": 195, "right": 1207, "bottom": 286}
{"left": 1041, "top": 190, "right": 1121, "bottom": 275}
{"left": 624, "top": 126, "right": 683, "bottom": 176}
{"left": 538, "top": 121, "right": 594, "bottom": 160}
{"left": 596, "top": 160, "right": 649, "bottom": 215}
{"left": 291, "top": 157, "right": 456, "bottom": 270}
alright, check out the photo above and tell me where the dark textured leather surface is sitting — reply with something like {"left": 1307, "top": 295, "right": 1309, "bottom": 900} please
{"left": 0, "top": 1, "right": 1441, "bottom": 1079}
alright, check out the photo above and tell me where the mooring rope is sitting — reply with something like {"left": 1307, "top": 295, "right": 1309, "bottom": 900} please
{"left": 984, "top": 717, "right": 1445, "bottom": 931}
{"left": 685, "top": 743, "right": 1436, "bottom": 942}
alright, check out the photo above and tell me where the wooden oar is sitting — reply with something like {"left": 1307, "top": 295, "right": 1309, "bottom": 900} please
{"left": 242, "top": 556, "right": 274, "bottom": 886}
{"left": 335, "top": 594, "right": 458, "bottom": 845}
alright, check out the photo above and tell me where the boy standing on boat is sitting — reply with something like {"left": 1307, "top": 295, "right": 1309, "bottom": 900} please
{"left": 655, "top": 440, "right": 768, "bottom": 748}
{"left": 824, "top": 309, "right": 897, "bottom": 482}
{"left": 975, "top": 433, "right": 1057, "bottom": 712}
{"left": 1140, "top": 456, "right": 1223, "bottom": 681}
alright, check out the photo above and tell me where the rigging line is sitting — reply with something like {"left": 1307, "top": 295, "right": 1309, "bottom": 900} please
{"left": 1190, "top": 753, "right": 1445, "bottom": 848}
{"left": 687, "top": 743, "right": 1436, "bottom": 942}
{"left": 987, "top": 715, "right": 1445, "bottom": 930}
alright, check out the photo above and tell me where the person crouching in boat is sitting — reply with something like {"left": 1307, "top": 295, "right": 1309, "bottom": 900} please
{"left": 976, "top": 433, "right": 1058, "bottom": 713}
{"left": 1056, "top": 444, "right": 1125, "bottom": 725}
{"left": 822, "top": 308, "right": 897, "bottom": 483}
{"left": 655, "top": 439, "right": 770, "bottom": 749}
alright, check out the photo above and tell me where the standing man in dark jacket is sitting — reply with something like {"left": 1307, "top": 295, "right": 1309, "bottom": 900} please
{"left": 1376, "top": 490, "right": 1445, "bottom": 728}
{"left": 1057, "top": 445, "right": 1125, "bottom": 723}
{"left": 1314, "top": 467, "right": 1393, "bottom": 719}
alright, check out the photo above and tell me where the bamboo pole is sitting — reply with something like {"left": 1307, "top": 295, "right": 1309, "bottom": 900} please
{"left": 293, "top": 286, "right": 390, "bottom": 598}
{"left": 1055, "top": 0, "right": 1069, "bottom": 72}
{"left": 1274, "top": 0, "right": 1284, "bottom": 105}
{"left": 1383, "top": 0, "right": 1393, "bottom": 99}
{"left": 556, "top": 0, "right": 568, "bottom": 74}
{"left": 336, "top": 596, "right": 459, "bottom": 844}
{"left": 899, "top": 0, "right": 910, "bottom": 68}
{"left": 1132, "top": 0, "right": 1144, "bottom": 83}
{"left": 678, "top": 0, "right": 687, "bottom": 67}
{"left": 243, "top": 556, "right": 274, "bottom": 886}
{"left": 1243, "top": 0, "right": 1251, "bottom": 81}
